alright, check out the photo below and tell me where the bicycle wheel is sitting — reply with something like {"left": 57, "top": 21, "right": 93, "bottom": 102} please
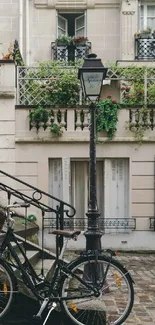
{"left": 0, "top": 258, "right": 17, "bottom": 318}
{"left": 60, "top": 255, "right": 134, "bottom": 325}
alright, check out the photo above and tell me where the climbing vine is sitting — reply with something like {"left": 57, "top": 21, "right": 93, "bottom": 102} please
{"left": 29, "top": 106, "right": 63, "bottom": 136}
{"left": 96, "top": 96, "right": 121, "bottom": 139}
{"left": 126, "top": 106, "right": 149, "bottom": 144}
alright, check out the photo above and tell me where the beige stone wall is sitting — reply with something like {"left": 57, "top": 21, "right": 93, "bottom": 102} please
{"left": 14, "top": 139, "right": 155, "bottom": 231}
{"left": 0, "top": 62, "right": 16, "bottom": 205}
{"left": 0, "top": 0, "right": 140, "bottom": 64}
{"left": 0, "top": 0, "right": 18, "bottom": 58}
{"left": 87, "top": 8, "right": 120, "bottom": 62}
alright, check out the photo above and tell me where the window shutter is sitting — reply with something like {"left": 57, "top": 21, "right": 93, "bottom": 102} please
{"left": 104, "top": 159, "right": 129, "bottom": 232}
{"left": 62, "top": 157, "right": 70, "bottom": 204}
{"left": 75, "top": 14, "right": 86, "bottom": 36}
{"left": 49, "top": 159, "right": 63, "bottom": 220}
{"left": 57, "top": 14, "right": 68, "bottom": 36}
{"left": 147, "top": 5, "right": 155, "bottom": 30}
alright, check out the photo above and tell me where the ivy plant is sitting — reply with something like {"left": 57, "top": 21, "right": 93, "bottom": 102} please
{"left": 29, "top": 106, "right": 63, "bottom": 136}
{"left": 96, "top": 96, "right": 120, "bottom": 139}
{"left": 29, "top": 106, "right": 49, "bottom": 131}
{"left": 126, "top": 106, "right": 149, "bottom": 144}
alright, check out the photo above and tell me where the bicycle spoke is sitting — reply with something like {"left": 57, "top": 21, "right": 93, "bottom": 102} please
{"left": 61, "top": 256, "right": 134, "bottom": 325}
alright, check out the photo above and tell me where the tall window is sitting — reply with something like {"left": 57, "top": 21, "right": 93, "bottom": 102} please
{"left": 140, "top": 4, "right": 155, "bottom": 30}
{"left": 57, "top": 12, "right": 86, "bottom": 37}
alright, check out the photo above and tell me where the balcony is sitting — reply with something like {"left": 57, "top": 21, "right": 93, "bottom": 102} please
{"left": 15, "top": 65, "right": 155, "bottom": 142}
{"left": 44, "top": 217, "right": 136, "bottom": 232}
{"left": 135, "top": 37, "right": 155, "bottom": 60}
{"left": 51, "top": 42, "right": 91, "bottom": 61}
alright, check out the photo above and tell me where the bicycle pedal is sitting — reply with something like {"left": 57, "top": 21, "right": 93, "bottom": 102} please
{"left": 33, "top": 314, "right": 42, "bottom": 320}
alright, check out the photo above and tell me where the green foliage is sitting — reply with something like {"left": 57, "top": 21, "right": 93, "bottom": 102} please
{"left": 147, "top": 83, "right": 155, "bottom": 104}
{"left": 56, "top": 35, "right": 72, "bottom": 45}
{"left": 45, "top": 73, "right": 81, "bottom": 106}
{"left": 121, "top": 82, "right": 144, "bottom": 105}
{"left": 126, "top": 106, "right": 149, "bottom": 144}
{"left": 96, "top": 97, "right": 120, "bottom": 139}
{"left": 13, "top": 40, "right": 24, "bottom": 66}
{"left": 29, "top": 106, "right": 49, "bottom": 130}
{"left": 25, "top": 60, "right": 82, "bottom": 106}
{"left": 29, "top": 106, "right": 63, "bottom": 136}
{"left": 50, "top": 123, "right": 63, "bottom": 136}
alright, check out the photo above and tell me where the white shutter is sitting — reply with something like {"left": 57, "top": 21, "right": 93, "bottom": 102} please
{"left": 104, "top": 159, "right": 129, "bottom": 232}
{"left": 117, "top": 159, "right": 129, "bottom": 219}
{"left": 49, "top": 159, "right": 63, "bottom": 220}
{"left": 62, "top": 157, "right": 70, "bottom": 204}
{"left": 75, "top": 14, "right": 86, "bottom": 36}
{"left": 104, "top": 159, "right": 118, "bottom": 219}
{"left": 96, "top": 161, "right": 104, "bottom": 218}
{"left": 57, "top": 14, "right": 68, "bottom": 36}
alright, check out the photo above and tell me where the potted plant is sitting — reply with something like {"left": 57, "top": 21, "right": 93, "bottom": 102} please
{"left": 1, "top": 43, "right": 14, "bottom": 60}
{"left": 140, "top": 26, "right": 152, "bottom": 38}
{"left": 72, "top": 36, "right": 88, "bottom": 46}
{"left": 56, "top": 35, "right": 72, "bottom": 46}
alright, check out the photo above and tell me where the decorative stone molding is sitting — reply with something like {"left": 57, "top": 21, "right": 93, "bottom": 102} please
{"left": 122, "top": 11, "right": 135, "bottom": 15}
{"left": 34, "top": 0, "right": 120, "bottom": 9}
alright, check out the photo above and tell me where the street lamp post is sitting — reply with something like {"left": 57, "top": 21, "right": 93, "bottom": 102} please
{"left": 78, "top": 54, "right": 107, "bottom": 251}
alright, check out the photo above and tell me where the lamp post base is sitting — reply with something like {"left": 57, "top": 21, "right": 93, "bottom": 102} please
{"left": 85, "top": 211, "right": 103, "bottom": 251}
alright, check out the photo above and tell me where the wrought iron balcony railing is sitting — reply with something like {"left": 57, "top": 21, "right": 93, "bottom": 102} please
{"left": 150, "top": 217, "right": 155, "bottom": 230}
{"left": 51, "top": 42, "right": 91, "bottom": 62}
{"left": 135, "top": 37, "right": 155, "bottom": 60}
{"left": 44, "top": 217, "right": 136, "bottom": 233}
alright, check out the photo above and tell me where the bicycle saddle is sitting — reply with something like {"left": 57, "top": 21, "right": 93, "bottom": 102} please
{"left": 52, "top": 229, "right": 81, "bottom": 238}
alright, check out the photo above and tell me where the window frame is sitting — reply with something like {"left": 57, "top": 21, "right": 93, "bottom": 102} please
{"left": 56, "top": 11, "right": 87, "bottom": 37}
{"left": 140, "top": 3, "right": 155, "bottom": 30}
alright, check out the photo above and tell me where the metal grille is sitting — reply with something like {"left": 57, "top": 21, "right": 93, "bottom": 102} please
{"left": 17, "top": 65, "right": 155, "bottom": 106}
{"left": 17, "top": 66, "right": 78, "bottom": 105}
{"left": 135, "top": 38, "right": 155, "bottom": 59}
{"left": 44, "top": 217, "right": 136, "bottom": 232}
{"left": 51, "top": 42, "right": 91, "bottom": 61}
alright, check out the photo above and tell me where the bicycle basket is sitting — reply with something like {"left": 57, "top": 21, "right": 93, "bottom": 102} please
{"left": 0, "top": 211, "right": 6, "bottom": 231}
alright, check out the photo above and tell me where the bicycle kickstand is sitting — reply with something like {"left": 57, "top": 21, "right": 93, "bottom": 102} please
{"left": 33, "top": 298, "right": 56, "bottom": 323}
{"left": 43, "top": 302, "right": 57, "bottom": 325}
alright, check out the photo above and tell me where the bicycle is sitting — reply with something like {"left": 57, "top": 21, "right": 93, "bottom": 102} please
{"left": 0, "top": 202, "right": 134, "bottom": 325}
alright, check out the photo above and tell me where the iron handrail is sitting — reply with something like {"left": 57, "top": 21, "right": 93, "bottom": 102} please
{"left": 0, "top": 169, "right": 75, "bottom": 217}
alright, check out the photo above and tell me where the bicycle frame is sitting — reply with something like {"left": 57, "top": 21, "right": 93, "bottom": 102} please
{"left": 0, "top": 227, "right": 99, "bottom": 304}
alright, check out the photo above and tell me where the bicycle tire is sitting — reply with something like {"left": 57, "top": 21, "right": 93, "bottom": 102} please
{"left": 60, "top": 255, "right": 134, "bottom": 325}
{"left": 0, "top": 258, "right": 17, "bottom": 319}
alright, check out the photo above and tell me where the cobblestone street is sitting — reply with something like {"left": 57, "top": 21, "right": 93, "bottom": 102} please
{"left": 0, "top": 253, "right": 155, "bottom": 325}
{"left": 116, "top": 253, "right": 155, "bottom": 325}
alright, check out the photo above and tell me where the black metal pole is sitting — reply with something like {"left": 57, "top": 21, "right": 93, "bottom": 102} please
{"left": 85, "top": 102, "right": 102, "bottom": 250}
{"left": 84, "top": 102, "right": 106, "bottom": 325}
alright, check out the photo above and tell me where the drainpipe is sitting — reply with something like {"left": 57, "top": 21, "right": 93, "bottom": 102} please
{"left": 26, "top": 0, "right": 30, "bottom": 65}
{"left": 19, "top": 0, "right": 23, "bottom": 56}
{"left": 138, "top": 0, "right": 141, "bottom": 30}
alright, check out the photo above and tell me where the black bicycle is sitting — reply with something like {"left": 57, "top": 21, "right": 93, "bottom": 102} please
{"left": 0, "top": 202, "right": 134, "bottom": 325}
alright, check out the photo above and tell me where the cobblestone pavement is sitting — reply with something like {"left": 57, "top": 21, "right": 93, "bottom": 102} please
{"left": 64, "top": 251, "right": 155, "bottom": 325}
{"left": 0, "top": 253, "right": 155, "bottom": 325}
{"left": 115, "top": 253, "right": 155, "bottom": 325}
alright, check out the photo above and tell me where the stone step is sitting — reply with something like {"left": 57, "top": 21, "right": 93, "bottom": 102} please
{"left": 34, "top": 258, "right": 56, "bottom": 279}
{"left": 14, "top": 250, "right": 40, "bottom": 278}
